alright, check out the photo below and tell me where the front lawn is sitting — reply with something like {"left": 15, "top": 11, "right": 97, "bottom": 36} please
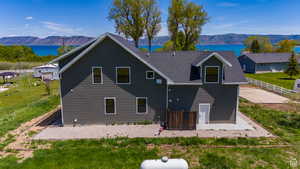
{"left": 245, "top": 72, "right": 299, "bottom": 90}
{"left": 0, "top": 75, "right": 59, "bottom": 137}
{"left": 0, "top": 99, "right": 299, "bottom": 168}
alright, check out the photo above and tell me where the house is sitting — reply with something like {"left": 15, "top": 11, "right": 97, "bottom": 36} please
{"left": 50, "top": 33, "right": 247, "bottom": 129}
{"left": 238, "top": 53, "right": 296, "bottom": 73}
{"left": 33, "top": 64, "right": 59, "bottom": 80}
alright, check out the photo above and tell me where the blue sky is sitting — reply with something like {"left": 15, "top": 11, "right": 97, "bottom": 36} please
{"left": 0, "top": 0, "right": 299, "bottom": 37}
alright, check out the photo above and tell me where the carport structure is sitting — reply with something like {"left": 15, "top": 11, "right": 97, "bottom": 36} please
{"left": 0, "top": 72, "right": 18, "bottom": 83}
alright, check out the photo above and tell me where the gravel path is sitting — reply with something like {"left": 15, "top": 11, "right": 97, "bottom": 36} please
{"left": 239, "top": 87, "right": 289, "bottom": 103}
{"left": 34, "top": 112, "right": 273, "bottom": 140}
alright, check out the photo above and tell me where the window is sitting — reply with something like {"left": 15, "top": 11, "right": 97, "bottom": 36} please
{"left": 92, "top": 67, "right": 102, "bottom": 84}
{"left": 116, "top": 67, "right": 130, "bottom": 84}
{"left": 205, "top": 66, "right": 219, "bottom": 83}
{"left": 146, "top": 71, "right": 155, "bottom": 79}
{"left": 136, "top": 97, "right": 147, "bottom": 114}
{"left": 104, "top": 97, "right": 116, "bottom": 114}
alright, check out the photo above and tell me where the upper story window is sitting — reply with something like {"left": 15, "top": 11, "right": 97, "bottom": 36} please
{"left": 92, "top": 67, "right": 103, "bottom": 84}
{"left": 146, "top": 71, "right": 155, "bottom": 79}
{"left": 205, "top": 66, "right": 219, "bottom": 83}
{"left": 116, "top": 67, "right": 131, "bottom": 84}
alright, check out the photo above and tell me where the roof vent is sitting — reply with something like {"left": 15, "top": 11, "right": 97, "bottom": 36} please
{"left": 172, "top": 51, "right": 176, "bottom": 56}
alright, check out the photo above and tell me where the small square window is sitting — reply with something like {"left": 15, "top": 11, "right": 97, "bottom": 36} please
{"left": 92, "top": 67, "right": 102, "bottom": 84}
{"left": 136, "top": 97, "right": 147, "bottom": 114}
{"left": 146, "top": 71, "right": 155, "bottom": 79}
{"left": 205, "top": 66, "right": 219, "bottom": 83}
{"left": 105, "top": 97, "right": 116, "bottom": 114}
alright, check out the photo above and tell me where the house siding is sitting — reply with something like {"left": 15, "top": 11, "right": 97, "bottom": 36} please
{"left": 255, "top": 62, "right": 288, "bottom": 73}
{"left": 168, "top": 56, "right": 238, "bottom": 123}
{"left": 60, "top": 37, "right": 167, "bottom": 125}
{"left": 168, "top": 85, "right": 238, "bottom": 123}
{"left": 238, "top": 55, "right": 256, "bottom": 73}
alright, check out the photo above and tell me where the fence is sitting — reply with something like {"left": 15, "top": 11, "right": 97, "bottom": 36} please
{"left": 246, "top": 77, "right": 295, "bottom": 95}
{"left": 166, "top": 111, "right": 197, "bottom": 130}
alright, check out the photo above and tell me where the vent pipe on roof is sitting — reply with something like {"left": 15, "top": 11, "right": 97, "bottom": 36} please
{"left": 172, "top": 51, "right": 176, "bottom": 56}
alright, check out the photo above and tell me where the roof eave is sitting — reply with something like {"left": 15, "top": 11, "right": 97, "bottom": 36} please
{"left": 195, "top": 52, "right": 233, "bottom": 67}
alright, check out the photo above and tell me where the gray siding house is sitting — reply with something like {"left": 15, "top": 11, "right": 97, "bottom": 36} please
{"left": 51, "top": 33, "right": 247, "bottom": 128}
{"left": 238, "top": 53, "right": 297, "bottom": 73}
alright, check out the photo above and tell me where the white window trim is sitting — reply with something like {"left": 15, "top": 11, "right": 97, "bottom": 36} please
{"left": 199, "top": 103, "right": 210, "bottom": 124}
{"left": 104, "top": 97, "right": 116, "bottom": 115}
{"left": 204, "top": 66, "right": 220, "bottom": 84}
{"left": 92, "top": 66, "right": 103, "bottom": 84}
{"left": 136, "top": 97, "right": 148, "bottom": 114}
{"left": 146, "top": 71, "right": 155, "bottom": 80}
{"left": 115, "top": 66, "right": 131, "bottom": 84}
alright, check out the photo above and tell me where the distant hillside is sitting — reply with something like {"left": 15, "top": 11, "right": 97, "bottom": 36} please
{"left": 1, "top": 34, "right": 300, "bottom": 46}
{"left": 139, "top": 34, "right": 300, "bottom": 45}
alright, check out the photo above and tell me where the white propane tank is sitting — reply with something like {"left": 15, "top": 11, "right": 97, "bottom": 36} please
{"left": 140, "top": 156, "right": 189, "bottom": 169}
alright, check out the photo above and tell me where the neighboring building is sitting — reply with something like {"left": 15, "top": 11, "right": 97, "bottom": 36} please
{"left": 238, "top": 53, "right": 297, "bottom": 73}
{"left": 50, "top": 33, "right": 247, "bottom": 129}
{"left": 33, "top": 64, "right": 59, "bottom": 80}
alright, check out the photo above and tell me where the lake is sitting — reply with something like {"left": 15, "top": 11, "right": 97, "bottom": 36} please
{"left": 29, "top": 45, "right": 300, "bottom": 57}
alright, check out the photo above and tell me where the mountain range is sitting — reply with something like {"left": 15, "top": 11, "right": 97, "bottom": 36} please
{"left": 1, "top": 34, "right": 300, "bottom": 46}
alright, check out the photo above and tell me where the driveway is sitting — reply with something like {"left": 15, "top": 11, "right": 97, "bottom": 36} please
{"left": 240, "top": 87, "right": 290, "bottom": 104}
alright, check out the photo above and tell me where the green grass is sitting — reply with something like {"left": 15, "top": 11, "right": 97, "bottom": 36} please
{"left": 245, "top": 72, "right": 299, "bottom": 89}
{"left": 0, "top": 62, "right": 44, "bottom": 70}
{"left": 0, "top": 75, "right": 59, "bottom": 137}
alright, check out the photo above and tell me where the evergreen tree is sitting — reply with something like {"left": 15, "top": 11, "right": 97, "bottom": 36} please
{"left": 250, "top": 40, "right": 260, "bottom": 53}
{"left": 284, "top": 52, "right": 300, "bottom": 79}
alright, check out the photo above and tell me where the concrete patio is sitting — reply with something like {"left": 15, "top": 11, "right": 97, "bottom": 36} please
{"left": 34, "top": 112, "right": 273, "bottom": 140}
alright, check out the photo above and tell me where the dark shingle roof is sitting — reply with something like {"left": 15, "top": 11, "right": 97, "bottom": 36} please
{"left": 56, "top": 33, "right": 247, "bottom": 84}
{"left": 138, "top": 51, "right": 246, "bottom": 84}
{"left": 242, "top": 53, "right": 294, "bottom": 63}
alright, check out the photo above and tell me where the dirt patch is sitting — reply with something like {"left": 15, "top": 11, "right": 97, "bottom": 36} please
{"left": 0, "top": 106, "right": 60, "bottom": 161}
{"left": 261, "top": 103, "right": 299, "bottom": 113}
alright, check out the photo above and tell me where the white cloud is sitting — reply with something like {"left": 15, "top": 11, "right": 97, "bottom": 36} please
{"left": 217, "top": 2, "right": 239, "bottom": 7}
{"left": 41, "top": 21, "right": 82, "bottom": 35}
{"left": 25, "top": 16, "right": 33, "bottom": 20}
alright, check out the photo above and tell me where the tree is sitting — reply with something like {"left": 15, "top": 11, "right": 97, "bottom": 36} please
{"left": 108, "top": 0, "right": 145, "bottom": 48}
{"left": 284, "top": 52, "right": 300, "bottom": 79}
{"left": 250, "top": 40, "right": 260, "bottom": 53}
{"left": 155, "top": 40, "right": 174, "bottom": 52}
{"left": 144, "top": 0, "right": 161, "bottom": 52}
{"left": 168, "top": 0, "right": 208, "bottom": 51}
{"left": 57, "top": 46, "right": 75, "bottom": 56}
{"left": 276, "top": 40, "right": 297, "bottom": 53}
{"left": 244, "top": 36, "right": 273, "bottom": 53}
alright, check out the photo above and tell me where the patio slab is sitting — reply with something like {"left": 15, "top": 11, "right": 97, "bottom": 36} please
{"left": 34, "top": 112, "right": 272, "bottom": 140}
{"left": 196, "top": 113, "right": 253, "bottom": 130}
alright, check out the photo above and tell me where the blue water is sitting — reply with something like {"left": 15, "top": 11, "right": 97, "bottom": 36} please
{"left": 29, "top": 46, "right": 60, "bottom": 56}
{"left": 29, "top": 45, "right": 300, "bottom": 57}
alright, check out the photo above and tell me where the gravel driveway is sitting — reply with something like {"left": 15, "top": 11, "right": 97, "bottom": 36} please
{"left": 239, "top": 87, "right": 290, "bottom": 104}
